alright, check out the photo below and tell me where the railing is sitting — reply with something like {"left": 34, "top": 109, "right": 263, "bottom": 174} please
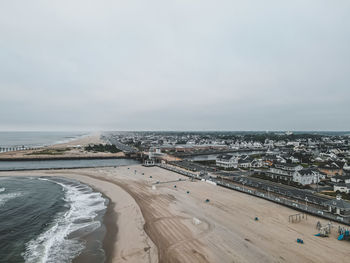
{"left": 156, "top": 163, "right": 199, "bottom": 179}
{"left": 0, "top": 146, "right": 39, "bottom": 153}
{"left": 156, "top": 163, "right": 350, "bottom": 226}
{"left": 216, "top": 181, "right": 350, "bottom": 225}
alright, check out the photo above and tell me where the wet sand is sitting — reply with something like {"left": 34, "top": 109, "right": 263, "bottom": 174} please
{"left": 2, "top": 165, "right": 350, "bottom": 263}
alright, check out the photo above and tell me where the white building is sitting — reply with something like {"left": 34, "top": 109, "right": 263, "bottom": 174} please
{"left": 293, "top": 168, "right": 323, "bottom": 185}
{"left": 216, "top": 154, "right": 238, "bottom": 169}
{"left": 331, "top": 175, "right": 350, "bottom": 184}
{"left": 237, "top": 155, "right": 253, "bottom": 168}
{"left": 267, "top": 164, "right": 303, "bottom": 181}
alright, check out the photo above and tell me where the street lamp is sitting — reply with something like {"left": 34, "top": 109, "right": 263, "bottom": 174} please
{"left": 305, "top": 197, "right": 308, "bottom": 210}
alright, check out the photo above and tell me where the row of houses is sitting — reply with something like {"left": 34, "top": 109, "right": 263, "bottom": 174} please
{"left": 265, "top": 163, "right": 326, "bottom": 185}
{"left": 216, "top": 156, "right": 327, "bottom": 186}
{"left": 216, "top": 154, "right": 263, "bottom": 169}
{"left": 332, "top": 175, "right": 350, "bottom": 194}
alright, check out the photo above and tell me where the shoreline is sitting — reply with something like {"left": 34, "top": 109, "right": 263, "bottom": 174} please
{"left": 0, "top": 156, "right": 130, "bottom": 162}
{"left": 0, "top": 168, "right": 158, "bottom": 263}
{"left": 102, "top": 197, "right": 118, "bottom": 263}
{"left": 0, "top": 132, "right": 127, "bottom": 160}
{"left": 2, "top": 165, "right": 350, "bottom": 262}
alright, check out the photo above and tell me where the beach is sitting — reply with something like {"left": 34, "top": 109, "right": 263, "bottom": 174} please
{"left": 2, "top": 164, "right": 350, "bottom": 263}
{"left": 0, "top": 133, "right": 126, "bottom": 160}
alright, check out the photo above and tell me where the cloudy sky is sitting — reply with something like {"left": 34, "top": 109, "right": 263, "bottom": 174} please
{"left": 1, "top": 0, "right": 349, "bottom": 131}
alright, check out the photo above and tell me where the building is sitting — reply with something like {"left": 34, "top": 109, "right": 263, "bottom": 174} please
{"left": 323, "top": 195, "right": 350, "bottom": 218}
{"left": 343, "top": 162, "right": 350, "bottom": 173}
{"left": 251, "top": 158, "right": 263, "bottom": 168}
{"left": 238, "top": 155, "right": 253, "bottom": 168}
{"left": 331, "top": 175, "right": 350, "bottom": 184}
{"left": 319, "top": 162, "right": 344, "bottom": 177}
{"left": 266, "top": 163, "right": 303, "bottom": 181}
{"left": 143, "top": 159, "right": 155, "bottom": 167}
{"left": 216, "top": 154, "right": 238, "bottom": 169}
{"left": 293, "top": 168, "right": 323, "bottom": 186}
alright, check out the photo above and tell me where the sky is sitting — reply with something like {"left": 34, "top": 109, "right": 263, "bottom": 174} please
{"left": 0, "top": 0, "right": 349, "bottom": 131}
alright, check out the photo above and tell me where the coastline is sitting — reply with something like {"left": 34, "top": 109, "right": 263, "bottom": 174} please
{"left": 2, "top": 165, "right": 350, "bottom": 262}
{"left": 0, "top": 132, "right": 126, "bottom": 160}
{"left": 102, "top": 198, "right": 118, "bottom": 263}
{"left": 0, "top": 168, "right": 158, "bottom": 263}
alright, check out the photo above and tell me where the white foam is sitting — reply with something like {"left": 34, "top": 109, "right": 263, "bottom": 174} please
{"left": 23, "top": 178, "right": 107, "bottom": 263}
{"left": 0, "top": 192, "right": 23, "bottom": 206}
{"left": 0, "top": 187, "right": 5, "bottom": 193}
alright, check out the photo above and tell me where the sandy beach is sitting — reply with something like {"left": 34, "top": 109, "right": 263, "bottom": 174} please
{"left": 0, "top": 133, "right": 125, "bottom": 160}
{"left": 2, "top": 165, "right": 350, "bottom": 263}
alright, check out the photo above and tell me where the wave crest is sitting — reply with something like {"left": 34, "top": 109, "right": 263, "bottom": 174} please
{"left": 23, "top": 178, "right": 107, "bottom": 263}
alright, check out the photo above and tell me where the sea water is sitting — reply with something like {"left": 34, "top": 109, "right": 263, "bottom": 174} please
{"left": 0, "top": 176, "right": 108, "bottom": 263}
{"left": 0, "top": 131, "right": 86, "bottom": 149}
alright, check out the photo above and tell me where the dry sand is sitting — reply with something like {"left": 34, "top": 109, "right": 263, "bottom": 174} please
{"left": 2, "top": 165, "right": 350, "bottom": 263}
{"left": 0, "top": 133, "right": 125, "bottom": 159}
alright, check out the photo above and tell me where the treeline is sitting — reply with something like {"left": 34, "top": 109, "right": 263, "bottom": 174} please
{"left": 84, "top": 144, "right": 121, "bottom": 153}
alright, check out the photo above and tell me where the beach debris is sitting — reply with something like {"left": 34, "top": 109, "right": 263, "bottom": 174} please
{"left": 174, "top": 185, "right": 177, "bottom": 188}
{"left": 152, "top": 185, "right": 156, "bottom": 190}
{"left": 128, "top": 168, "right": 130, "bottom": 169}
{"left": 192, "top": 217, "right": 201, "bottom": 225}
{"left": 142, "top": 173, "right": 144, "bottom": 175}
{"left": 296, "top": 238, "right": 304, "bottom": 244}
{"left": 150, "top": 176, "right": 152, "bottom": 178}
{"left": 179, "top": 178, "right": 182, "bottom": 181}
{"left": 187, "top": 191, "right": 190, "bottom": 194}
{"left": 156, "top": 181, "right": 160, "bottom": 184}
{"left": 254, "top": 217, "right": 259, "bottom": 221}
{"left": 205, "top": 199, "right": 210, "bottom": 203}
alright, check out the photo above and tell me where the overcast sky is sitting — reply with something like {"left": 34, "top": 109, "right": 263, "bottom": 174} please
{"left": 1, "top": 1, "right": 349, "bottom": 131}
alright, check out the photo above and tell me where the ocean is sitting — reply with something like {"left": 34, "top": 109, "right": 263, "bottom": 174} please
{"left": 0, "top": 176, "right": 108, "bottom": 263}
{"left": 0, "top": 131, "right": 138, "bottom": 262}
{"left": 0, "top": 131, "right": 87, "bottom": 149}
{"left": 0, "top": 158, "right": 139, "bottom": 171}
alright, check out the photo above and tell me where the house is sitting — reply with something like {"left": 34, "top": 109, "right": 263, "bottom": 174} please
{"left": 251, "top": 159, "right": 263, "bottom": 168}
{"left": 238, "top": 155, "right": 253, "bottom": 168}
{"left": 323, "top": 195, "right": 350, "bottom": 217}
{"left": 319, "top": 162, "right": 344, "bottom": 177}
{"left": 293, "top": 168, "right": 323, "bottom": 186}
{"left": 216, "top": 154, "right": 238, "bottom": 169}
{"left": 289, "top": 156, "right": 300, "bottom": 163}
{"left": 343, "top": 162, "right": 350, "bottom": 173}
{"left": 331, "top": 175, "right": 350, "bottom": 184}
{"left": 266, "top": 163, "right": 303, "bottom": 182}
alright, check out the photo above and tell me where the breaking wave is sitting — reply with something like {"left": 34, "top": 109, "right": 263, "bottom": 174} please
{"left": 22, "top": 178, "right": 107, "bottom": 263}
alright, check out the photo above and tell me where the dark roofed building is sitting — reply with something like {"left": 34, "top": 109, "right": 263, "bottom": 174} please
{"left": 324, "top": 195, "right": 350, "bottom": 217}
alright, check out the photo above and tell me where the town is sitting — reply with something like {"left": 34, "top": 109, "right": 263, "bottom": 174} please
{"left": 103, "top": 131, "right": 350, "bottom": 225}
